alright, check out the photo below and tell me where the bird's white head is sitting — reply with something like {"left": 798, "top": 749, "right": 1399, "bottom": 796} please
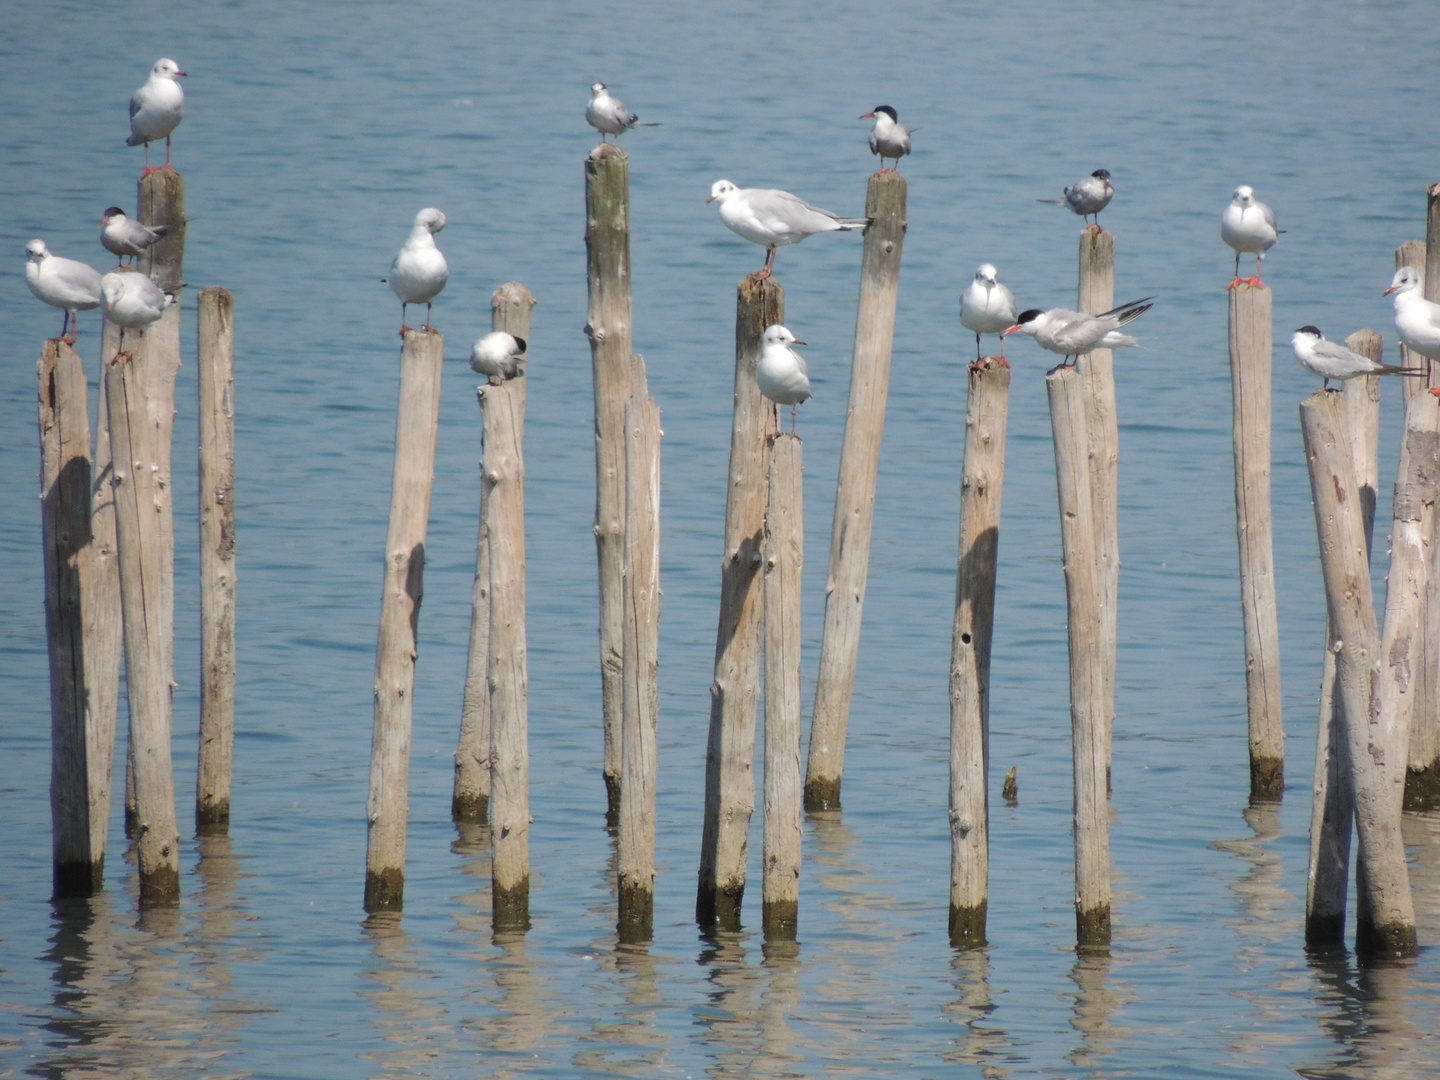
{"left": 763, "top": 324, "right": 805, "bottom": 348}
{"left": 414, "top": 207, "right": 447, "bottom": 233}
{"left": 1004, "top": 309, "right": 1045, "bottom": 337}
{"left": 152, "top": 58, "right": 186, "bottom": 79}
{"left": 860, "top": 105, "right": 898, "bottom": 123}
{"left": 1232, "top": 185, "right": 1256, "bottom": 206}
{"left": 707, "top": 180, "right": 737, "bottom": 205}
{"left": 100, "top": 273, "right": 126, "bottom": 306}
{"left": 591, "top": 82, "right": 607, "bottom": 96}
{"left": 26, "top": 239, "right": 49, "bottom": 262}
{"left": 1291, "top": 325, "right": 1323, "bottom": 348}
{"left": 1385, "top": 266, "right": 1423, "bottom": 297}
{"left": 975, "top": 263, "right": 999, "bottom": 285}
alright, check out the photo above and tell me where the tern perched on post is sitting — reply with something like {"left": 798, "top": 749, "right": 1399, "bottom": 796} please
{"left": 471, "top": 331, "right": 526, "bottom": 382}
{"left": 756, "top": 324, "right": 811, "bottom": 433}
{"left": 1221, "top": 186, "right": 1281, "bottom": 290}
{"left": 1290, "top": 326, "right": 1422, "bottom": 390}
{"left": 383, "top": 208, "right": 449, "bottom": 333}
{"left": 959, "top": 263, "right": 1018, "bottom": 365}
{"left": 101, "top": 207, "right": 168, "bottom": 266}
{"left": 586, "top": 83, "right": 659, "bottom": 143}
{"left": 707, "top": 180, "right": 868, "bottom": 280}
{"left": 127, "top": 58, "right": 186, "bottom": 176}
{"left": 1038, "top": 170, "right": 1113, "bottom": 226}
{"left": 859, "top": 106, "right": 911, "bottom": 172}
{"left": 26, "top": 240, "right": 103, "bottom": 344}
{"left": 1003, "top": 297, "right": 1154, "bottom": 369}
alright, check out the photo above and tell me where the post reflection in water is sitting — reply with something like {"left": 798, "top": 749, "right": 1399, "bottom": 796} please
{"left": 1066, "top": 949, "right": 1130, "bottom": 1072}
{"left": 574, "top": 942, "right": 667, "bottom": 1074}
{"left": 360, "top": 912, "right": 459, "bottom": 1075}
{"left": 942, "top": 947, "right": 1012, "bottom": 1078}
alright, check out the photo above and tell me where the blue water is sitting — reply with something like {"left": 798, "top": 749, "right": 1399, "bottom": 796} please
{"left": 4, "top": 0, "right": 1440, "bottom": 1075}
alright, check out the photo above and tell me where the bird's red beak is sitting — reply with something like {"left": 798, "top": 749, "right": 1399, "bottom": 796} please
{"left": 792, "top": 338, "right": 808, "bottom": 346}
{"left": 1383, "top": 284, "right": 1400, "bottom": 295}
{"left": 706, "top": 195, "right": 717, "bottom": 203}
{"left": 177, "top": 71, "right": 188, "bottom": 77}
{"left": 1002, "top": 325, "right": 1020, "bottom": 336}
{"left": 859, "top": 112, "right": 875, "bottom": 119}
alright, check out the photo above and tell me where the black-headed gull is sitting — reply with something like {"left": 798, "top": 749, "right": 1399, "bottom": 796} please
{"left": 128, "top": 58, "right": 186, "bottom": 176}
{"left": 959, "top": 263, "right": 1018, "bottom": 364}
{"left": 1003, "top": 297, "right": 1154, "bottom": 369}
{"left": 586, "top": 83, "right": 659, "bottom": 143}
{"left": 101, "top": 207, "right": 167, "bottom": 265}
{"left": 757, "top": 324, "right": 811, "bottom": 433}
{"left": 1384, "top": 267, "right": 1440, "bottom": 361}
{"left": 471, "top": 331, "right": 526, "bottom": 381}
{"left": 707, "top": 180, "right": 867, "bottom": 280}
{"left": 101, "top": 270, "right": 172, "bottom": 351}
{"left": 1038, "top": 170, "right": 1113, "bottom": 226}
{"left": 26, "top": 240, "right": 103, "bottom": 344}
{"left": 384, "top": 208, "right": 448, "bottom": 333}
{"left": 859, "top": 106, "right": 911, "bottom": 172}
{"left": 1291, "top": 326, "right": 1421, "bottom": 390}
{"left": 1221, "top": 186, "right": 1281, "bottom": 289}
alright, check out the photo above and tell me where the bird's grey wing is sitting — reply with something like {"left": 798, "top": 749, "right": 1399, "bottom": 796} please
{"left": 796, "top": 351, "right": 810, "bottom": 381}
{"left": 1424, "top": 301, "right": 1440, "bottom": 331}
{"left": 56, "top": 260, "right": 103, "bottom": 300}
{"left": 1313, "top": 340, "right": 1362, "bottom": 367}
{"left": 998, "top": 283, "right": 1017, "bottom": 320}
{"left": 1261, "top": 201, "right": 1278, "bottom": 231}
{"left": 1050, "top": 311, "right": 1095, "bottom": 350}
{"left": 766, "top": 188, "right": 840, "bottom": 224}
{"left": 130, "top": 91, "right": 142, "bottom": 119}
{"left": 749, "top": 189, "right": 838, "bottom": 232}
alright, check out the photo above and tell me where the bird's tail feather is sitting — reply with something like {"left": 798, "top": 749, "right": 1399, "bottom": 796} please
{"left": 834, "top": 217, "right": 871, "bottom": 229}
{"left": 1036, "top": 197, "right": 1067, "bottom": 205}
{"left": 1101, "top": 296, "right": 1156, "bottom": 326}
{"left": 1380, "top": 364, "right": 1427, "bottom": 376}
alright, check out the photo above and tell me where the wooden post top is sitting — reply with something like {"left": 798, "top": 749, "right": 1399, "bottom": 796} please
{"left": 587, "top": 142, "right": 628, "bottom": 164}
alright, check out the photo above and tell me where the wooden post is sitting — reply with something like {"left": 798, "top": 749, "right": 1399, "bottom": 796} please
{"left": 39, "top": 341, "right": 102, "bottom": 896}
{"left": 1305, "top": 332, "right": 1382, "bottom": 948}
{"left": 196, "top": 288, "right": 236, "bottom": 835}
{"left": 95, "top": 317, "right": 125, "bottom": 844}
{"left": 762, "top": 432, "right": 803, "bottom": 941}
{"left": 949, "top": 359, "right": 1010, "bottom": 948}
{"left": 1299, "top": 390, "right": 1418, "bottom": 960}
{"left": 364, "top": 329, "right": 445, "bottom": 913}
{"left": 585, "top": 142, "right": 632, "bottom": 823}
{"left": 1228, "top": 283, "right": 1284, "bottom": 800}
{"left": 697, "top": 276, "right": 781, "bottom": 928}
{"left": 455, "top": 285, "right": 535, "bottom": 824}
{"left": 805, "top": 169, "right": 906, "bottom": 811}
{"left": 1076, "top": 228, "right": 1119, "bottom": 789}
{"left": 485, "top": 336, "right": 530, "bottom": 932}
{"left": 1047, "top": 365, "right": 1110, "bottom": 950}
{"left": 618, "top": 356, "right": 660, "bottom": 944}
{"left": 106, "top": 345, "right": 181, "bottom": 907}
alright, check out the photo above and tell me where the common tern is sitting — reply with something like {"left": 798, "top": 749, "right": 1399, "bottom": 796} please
{"left": 128, "top": 58, "right": 186, "bottom": 176}
{"left": 1038, "top": 170, "right": 1113, "bottom": 226}
{"left": 471, "top": 331, "right": 526, "bottom": 381}
{"left": 1003, "top": 297, "right": 1154, "bottom": 369}
{"left": 1221, "top": 185, "right": 1281, "bottom": 289}
{"left": 1291, "top": 326, "right": 1421, "bottom": 390}
{"left": 26, "top": 240, "right": 103, "bottom": 344}
{"left": 383, "top": 208, "right": 448, "bottom": 333}
{"left": 756, "top": 324, "right": 811, "bottom": 433}
{"left": 707, "top": 180, "right": 867, "bottom": 280}
{"left": 1384, "top": 267, "right": 1440, "bottom": 361}
{"left": 101, "top": 270, "right": 173, "bottom": 351}
{"left": 586, "top": 83, "right": 659, "bottom": 143}
{"left": 101, "top": 206, "right": 167, "bottom": 265}
{"left": 860, "top": 106, "right": 910, "bottom": 172}
{"left": 959, "top": 263, "right": 1018, "bottom": 364}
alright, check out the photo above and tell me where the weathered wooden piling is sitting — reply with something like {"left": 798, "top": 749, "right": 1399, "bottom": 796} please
{"left": 618, "top": 356, "right": 661, "bottom": 944}
{"left": 95, "top": 317, "right": 124, "bottom": 845}
{"left": 805, "top": 169, "right": 906, "bottom": 812}
{"left": 1299, "top": 390, "right": 1418, "bottom": 960}
{"left": 1047, "top": 364, "right": 1110, "bottom": 950}
{"left": 455, "top": 285, "right": 535, "bottom": 824}
{"left": 196, "top": 288, "right": 236, "bottom": 835}
{"left": 106, "top": 344, "right": 181, "bottom": 907}
{"left": 585, "top": 142, "right": 632, "bottom": 822}
{"left": 949, "top": 359, "right": 1010, "bottom": 948}
{"left": 1076, "top": 228, "right": 1119, "bottom": 787}
{"left": 39, "top": 341, "right": 103, "bottom": 896}
{"left": 697, "top": 276, "right": 781, "bottom": 929}
{"left": 1227, "top": 282, "right": 1284, "bottom": 800}
{"left": 484, "top": 284, "right": 534, "bottom": 931}
{"left": 364, "top": 328, "right": 445, "bottom": 913}
{"left": 1305, "top": 333, "right": 1381, "bottom": 949}
{"left": 762, "top": 432, "right": 803, "bottom": 941}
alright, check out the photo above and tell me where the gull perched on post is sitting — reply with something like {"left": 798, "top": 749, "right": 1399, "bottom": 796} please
{"left": 756, "top": 324, "right": 811, "bottom": 433}
{"left": 26, "top": 240, "right": 103, "bottom": 344}
{"left": 707, "top": 180, "right": 868, "bottom": 280}
{"left": 384, "top": 208, "right": 449, "bottom": 333}
{"left": 959, "top": 263, "right": 1018, "bottom": 365}
{"left": 1221, "top": 185, "right": 1281, "bottom": 289}
{"left": 101, "top": 270, "right": 173, "bottom": 351}
{"left": 1384, "top": 267, "right": 1440, "bottom": 362}
{"left": 586, "top": 83, "right": 659, "bottom": 143}
{"left": 128, "top": 58, "right": 186, "bottom": 176}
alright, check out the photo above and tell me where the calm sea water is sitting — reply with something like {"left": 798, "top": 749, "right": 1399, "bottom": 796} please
{"left": 4, "top": 0, "right": 1440, "bottom": 1076}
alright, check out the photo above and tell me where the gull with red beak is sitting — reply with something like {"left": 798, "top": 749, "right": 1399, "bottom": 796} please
{"left": 707, "top": 180, "right": 867, "bottom": 280}
{"left": 128, "top": 58, "right": 186, "bottom": 176}
{"left": 859, "top": 106, "right": 911, "bottom": 172}
{"left": 757, "top": 324, "right": 811, "bottom": 433}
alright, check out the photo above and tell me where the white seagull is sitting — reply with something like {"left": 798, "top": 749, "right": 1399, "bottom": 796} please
{"left": 757, "top": 324, "right": 811, "bottom": 433}
{"left": 26, "top": 240, "right": 103, "bottom": 344}
{"left": 384, "top": 208, "right": 449, "bottom": 333}
{"left": 1384, "top": 267, "right": 1440, "bottom": 361}
{"left": 471, "top": 331, "right": 526, "bottom": 381}
{"left": 1003, "top": 297, "right": 1154, "bottom": 369}
{"left": 707, "top": 180, "right": 867, "bottom": 280}
{"left": 101, "top": 206, "right": 167, "bottom": 265}
{"left": 128, "top": 58, "right": 186, "bottom": 176}
{"left": 586, "top": 83, "right": 659, "bottom": 143}
{"left": 859, "top": 106, "right": 911, "bottom": 172}
{"left": 101, "top": 270, "right": 172, "bottom": 350}
{"left": 1291, "top": 326, "right": 1421, "bottom": 390}
{"left": 1038, "top": 170, "right": 1113, "bottom": 226}
{"left": 959, "top": 263, "right": 1018, "bottom": 364}
{"left": 1221, "top": 185, "right": 1281, "bottom": 289}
